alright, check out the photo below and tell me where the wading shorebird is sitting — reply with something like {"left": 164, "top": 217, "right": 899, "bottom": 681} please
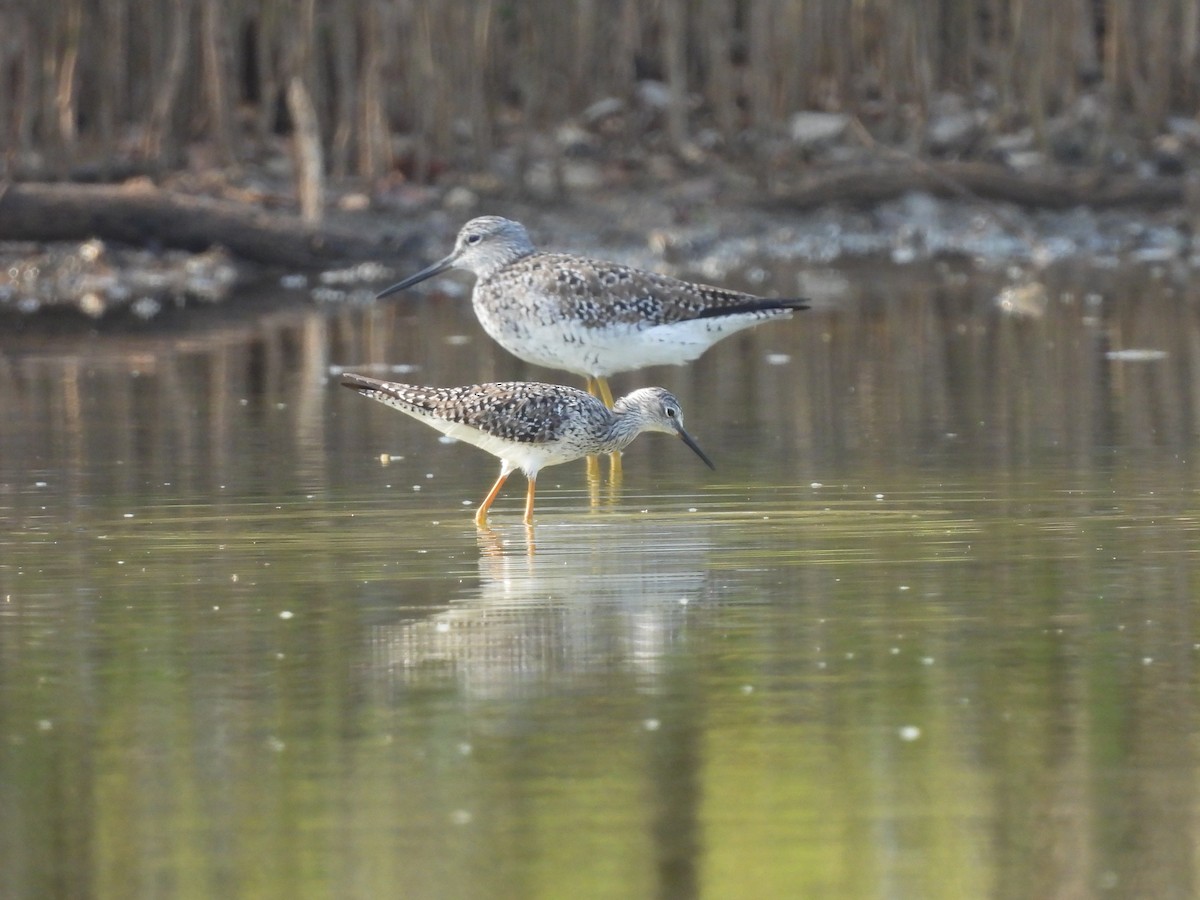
{"left": 376, "top": 216, "right": 808, "bottom": 409}
{"left": 342, "top": 373, "right": 714, "bottom": 526}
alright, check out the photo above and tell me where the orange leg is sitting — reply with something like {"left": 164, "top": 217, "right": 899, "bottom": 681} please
{"left": 523, "top": 477, "right": 537, "bottom": 525}
{"left": 475, "top": 469, "right": 511, "bottom": 527}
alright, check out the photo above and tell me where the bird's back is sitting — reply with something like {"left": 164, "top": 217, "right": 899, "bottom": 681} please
{"left": 346, "top": 377, "right": 603, "bottom": 444}
{"left": 472, "top": 252, "right": 805, "bottom": 377}
{"left": 480, "top": 251, "right": 801, "bottom": 327}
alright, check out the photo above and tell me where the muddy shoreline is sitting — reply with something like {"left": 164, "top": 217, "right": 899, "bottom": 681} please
{"left": 2, "top": 151, "right": 1198, "bottom": 321}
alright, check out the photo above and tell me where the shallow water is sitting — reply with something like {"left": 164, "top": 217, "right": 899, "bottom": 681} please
{"left": 3, "top": 258, "right": 1200, "bottom": 898}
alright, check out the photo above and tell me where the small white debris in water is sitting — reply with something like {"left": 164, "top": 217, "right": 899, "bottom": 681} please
{"left": 890, "top": 647, "right": 901, "bottom": 655}
{"left": 678, "top": 597, "right": 689, "bottom": 606}
{"left": 132, "top": 297, "right": 161, "bottom": 320}
{"left": 34, "top": 481, "right": 47, "bottom": 488}
{"left": 921, "top": 657, "right": 935, "bottom": 666}
{"left": 450, "top": 810, "right": 473, "bottom": 826}
{"left": 643, "top": 718, "right": 661, "bottom": 731}
{"left": 425, "top": 473, "right": 435, "bottom": 479}
{"left": 438, "top": 435, "right": 458, "bottom": 444}
{"left": 275, "top": 402, "right": 287, "bottom": 410}
{"left": 37, "top": 719, "right": 53, "bottom": 732}
{"left": 741, "top": 684, "right": 754, "bottom": 694}
{"left": 1106, "top": 349, "right": 1169, "bottom": 362}
{"left": 231, "top": 574, "right": 238, "bottom": 583}
{"left": 899, "top": 585, "right": 910, "bottom": 591}
{"left": 898, "top": 725, "right": 921, "bottom": 742}
{"left": 123, "top": 513, "right": 134, "bottom": 518}
{"left": 875, "top": 493, "right": 885, "bottom": 500}
{"left": 462, "top": 500, "right": 472, "bottom": 506}
{"left": 412, "top": 485, "right": 421, "bottom": 491}
{"left": 435, "top": 621, "right": 450, "bottom": 633}
{"left": 279, "top": 610, "right": 293, "bottom": 620}
{"left": 688, "top": 507, "right": 698, "bottom": 513}
{"left": 765, "top": 352, "right": 791, "bottom": 365}
{"left": 1142, "top": 657, "right": 1153, "bottom": 665}
{"left": 446, "top": 334, "right": 471, "bottom": 346}
{"left": 811, "top": 482, "right": 823, "bottom": 488}
{"left": 458, "top": 742, "right": 472, "bottom": 756}
{"left": 267, "top": 737, "right": 286, "bottom": 753}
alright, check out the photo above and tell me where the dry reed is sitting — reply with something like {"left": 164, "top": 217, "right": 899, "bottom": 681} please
{"left": 1, "top": 0, "right": 1197, "bottom": 181}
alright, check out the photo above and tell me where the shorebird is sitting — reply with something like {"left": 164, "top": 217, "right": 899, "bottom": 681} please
{"left": 342, "top": 373, "right": 714, "bottom": 526}
{"left": 376, "top": 216, "right": 808, "bottom": 408}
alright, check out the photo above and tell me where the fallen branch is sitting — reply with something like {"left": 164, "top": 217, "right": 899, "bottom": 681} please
{"left": 0, "top": 180, "right": 399, "bottom": 269}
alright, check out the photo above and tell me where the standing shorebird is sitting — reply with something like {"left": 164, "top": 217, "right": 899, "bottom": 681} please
{"left": 376, "top": 216, "right": 808, "bottom": 409}
{"left": 342, "top": 373, "right": 714, "bottom": 526}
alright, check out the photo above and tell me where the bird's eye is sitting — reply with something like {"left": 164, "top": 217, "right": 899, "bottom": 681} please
{"left": 466, "top": 233, "right": 482, "bottom": 245}
{"left": 666, "top": 406, "right": 677, "bottom": 418}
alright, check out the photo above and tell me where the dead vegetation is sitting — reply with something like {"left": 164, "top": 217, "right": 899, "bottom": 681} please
{"left": 4, "top": 0, "right": 1200, "bottom": 189}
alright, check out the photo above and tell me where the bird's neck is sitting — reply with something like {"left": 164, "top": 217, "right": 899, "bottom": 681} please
{"left": 599, "top": 407, "right": 643, "bottom": 453}
{"left": 476, "top": 246, "right": 536, "bottom": 281}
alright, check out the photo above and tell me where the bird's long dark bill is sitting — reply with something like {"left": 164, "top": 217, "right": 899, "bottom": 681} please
{"left": 376, "top": 254, "right": 456, "bottom": 299}
{"left": 340, "top": 373, "right": 388, "bottom": 394}
{"left": 678, "top": 428, "right": 716, "bottom": 470}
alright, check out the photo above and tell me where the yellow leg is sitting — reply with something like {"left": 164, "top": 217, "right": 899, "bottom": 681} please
{"left": 595, "top": 376, "right": 615, "bottom": 409}
{"left": 475, "top": 469, "right": 510, "bottom": 527}
{"left": 586, "top": 451, "right": 602, "bottom": 510}
{"left": 585, "top": 377, "right": 603, "bottom": 481}
{"left": 608, "top": 448, "right": 623, "bottom": 481}
{"left": 523, "top": 477, "right": 537, "bottom": 525}
{"left": 586, "top": 376, "right": 622, "bottom": 480}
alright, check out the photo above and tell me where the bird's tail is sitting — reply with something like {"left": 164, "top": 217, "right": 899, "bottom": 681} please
{"left": 693, "top": 297, "right": 809, "bottom": 319}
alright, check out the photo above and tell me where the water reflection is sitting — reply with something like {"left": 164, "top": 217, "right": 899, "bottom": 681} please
{"left": 3, "top": 263, "right": 1198, "bottom": 504}
{"left": 3, "top": 262, "right": 1200, "bottom": 898}
{"left": 366, "top": 519, "right": 712, "bottom": 700}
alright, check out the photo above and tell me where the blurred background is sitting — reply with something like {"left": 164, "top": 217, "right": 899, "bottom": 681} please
{"left": 7, "top": 0, "right": 1200, "bottom": 183}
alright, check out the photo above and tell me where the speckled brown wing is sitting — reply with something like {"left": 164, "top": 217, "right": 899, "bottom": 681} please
{"left": 344, "top": 377, "right": 601, "bottom": 446}
{"left": 453, "top": 382, "right": 601, "bottom": 445}
{"left": 518, "top": 252, "right": 807, "bottom": 329}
